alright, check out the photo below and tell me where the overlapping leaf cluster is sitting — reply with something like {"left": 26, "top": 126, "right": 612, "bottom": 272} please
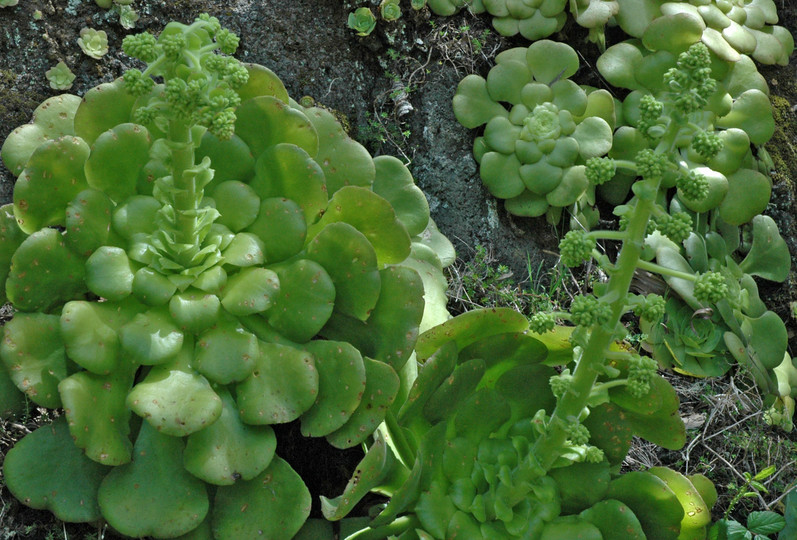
{"left": 448, "top": 0, "right": 796, "bottom": 432}
{"left": 323, "top": 310, "right": 714, "bottom": 538}
{"left": 0, "top": 15, "right": 454, "bottom": 539}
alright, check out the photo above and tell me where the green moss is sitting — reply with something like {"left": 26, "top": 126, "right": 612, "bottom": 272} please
{"left": 0, "top": 70, "right": 47, "bottom": 140}
{"left": 765, "top": 93, "right": 797, "bottom": 187}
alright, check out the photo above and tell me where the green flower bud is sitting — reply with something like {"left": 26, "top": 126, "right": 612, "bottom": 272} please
{"left": 676, "top": 170, "right": 709, "bottom": 202}
{"left": 559, "top": 230, "right": 595, "bottom": 268}
{"left": 694, "top": 271, "right": 728, "bottom": 304}
{"left": 570, "top": 295, "right": 612, "bottom": 327}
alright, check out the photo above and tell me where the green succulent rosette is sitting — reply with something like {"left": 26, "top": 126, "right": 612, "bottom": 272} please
{"left": 322, "top": 309, "right": 714, "bottom": 538}
{"left": 597, "top": 28, "right": 776, "bottom": 219}
{"left": 427, "top": 0, "right": 486, "bottom": 16}
{"left": 613, "top": 0, "right": 794, "bottom": 65}
{"left": 453, "top": 40, "right": 614, "bottom": 225}
{"left": 481, "top": 0, "right": 568, "bottom": 41}
{"left": 0, "top": 16, "right": 454, "bottom": 540}
{"left": 645, "top": 217, "right": 791, "bottom": 404}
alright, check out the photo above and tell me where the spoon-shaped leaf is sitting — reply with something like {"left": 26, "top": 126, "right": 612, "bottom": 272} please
{"left": 4, "top": 417, "right": 111, "bottom": 522}
{"left": 59, "top": 369, "right": 134, "bottom": 465}
{"left": 212, "top": 456, "right": 310, "bottom": 540}
{"left": 184, "top": 387, "right": 277, "bottom": 485}
{"left": 0, "top": 313, "right": 66, "bottom": 408}
{"left": 98, "top": 422, "right": 209, "bottom": 539}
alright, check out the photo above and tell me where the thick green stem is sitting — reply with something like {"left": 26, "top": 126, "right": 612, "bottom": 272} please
{"left": 384, "top": 410, "right": 418, "bottom": 469}
{"left": 168, "top": 120, "right": 199, "bottom": 258}
{"left": 532, "top": 188, "right": 657, "bottom": 469}
{"left": 532, "top": 118, "right": 685, "bottom": 470}
{"left": 635, "top": 259, "right": 698, "bottom": 282}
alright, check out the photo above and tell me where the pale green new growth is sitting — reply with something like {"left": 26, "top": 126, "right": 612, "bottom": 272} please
{"left": 77, "top": 28, "right": 109, "bottom": 59}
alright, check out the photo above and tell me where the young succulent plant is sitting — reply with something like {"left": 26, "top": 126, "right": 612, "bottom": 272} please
{"left": 348, "top": 7, "right": 378, "bottom": 36}
{"left": 613, "top": 0, "right": 794, "bottom": 66}
{"left": 0, "top": 14, "right": 454, "bottom": 539}
{"left": 453, "top": 40, "right": 615, "bottom": 226}
{"left": 77, "top": 27, "right": 109, "bottom": 59}
{"left": 323, "top": 292, "right": 714, "bottom": 536}
{"left": 482, "top": 0, "right": 568, "bottom": 41}
{"left": 379, "top": 0, "right": 403, "bottom": 21}
{"left": 642, "top": 215, "right": 796, "bottom": 430}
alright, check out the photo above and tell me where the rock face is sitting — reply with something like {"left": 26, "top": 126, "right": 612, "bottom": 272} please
{"left": 0, "top": 1, "right": 795, "bottom": 281}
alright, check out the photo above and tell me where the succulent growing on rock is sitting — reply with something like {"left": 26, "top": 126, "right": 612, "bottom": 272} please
{"left": 0, "top": 14, "right": 453, "bottom": 539}
{"left": 453, "top": 40, "right": 615, "bottom": 225}
{"left": 613, "top": 0, "right": 794, "bottom": 65}
{"left": 347, "top": 7, "right": 378, "bottom": 36}
{"left": 44, "top": 61, "right": 76, "bottom": 90}
{"left": 77, "top": 27, "right": 109, "bottom": 59}
{"left": 482, "top": 0, "right": 568, "bottom": 40}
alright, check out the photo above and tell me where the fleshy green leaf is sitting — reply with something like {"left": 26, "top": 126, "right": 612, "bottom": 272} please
{"left": 98, "top": 422, "right": 209, "bottom": 539}
{"left": 0, "top": 313, "right": 66, "bottom": 408}
{"left": 250, "top": 143, "right": 327, "bottom": 223}
{"left": 183, "top": 387, "right": 277, "bottom": 485}
{"left": 85, "top": 123, "right": 151, "bottom": 202}
{"left": 212, "top": 456, "right": 310, "bottom": 540}
{"left": 326, "top": 357, "right": 399, "bottom": 448}
{"left": 305, "top": 222, "right": 381, "bottom": 321}
{"left": 235, "top": 96, "right": 318, "bottom": 159}
{"left": 303, "top": 107, "right": 375, "bottom": 194}
{"left": 307, "top": 186, "right": 411, "bottom": 266}
{"left": 3, "top": 417, "right": 111, "bottom": 523}
{"left": 236, "top": 341, "right": 318, "bottom": 424}
{"left": 267, "top": 259, "right": 335, "bottom": 343}
{"left": 13, "top": 136, "right": 90, "bottom": 234}
{"left": 300, "top": 340, "right": 366, "bottom": 437}
{"left": 59, "top": 369, "right": 134, "bottom": 465}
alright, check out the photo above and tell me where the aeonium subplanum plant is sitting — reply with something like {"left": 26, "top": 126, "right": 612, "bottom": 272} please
{"left": 322, "top": 43, "right": 739, "bottom": 540}
{"left": 453, "top": 40, "right": 616, "bottom": 228}
{"left": 0, "top": 14, "right": 455, "bottom": 539}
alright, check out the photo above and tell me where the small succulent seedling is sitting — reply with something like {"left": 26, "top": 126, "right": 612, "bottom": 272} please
{"left": 347, "top": 7, "right": 377, "bottom": 36}
{"left": 379, "top": 0, "right": 402, "bottom": 21}
{"left": 0, "top": 14, "right": 454, "bottom": 539}
{"left": 118, "top": 5, "right": 139, "bottom": 29}
{"left": 44, "top": 61, "right": 76, "bottom": 90}
{"left": 77, "top": 28, "right": 109, "bottom": 59}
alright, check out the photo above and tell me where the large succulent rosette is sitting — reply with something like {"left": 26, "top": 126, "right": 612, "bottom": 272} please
{"left": 0, "top": 63, "right": 454, "bottom": 539}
